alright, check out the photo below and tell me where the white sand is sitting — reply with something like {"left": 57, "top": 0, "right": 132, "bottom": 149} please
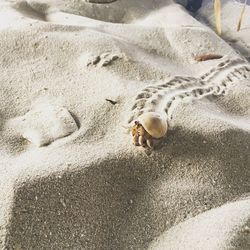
{"left": 0, "top": 0, "right": 249, "bottom": 249}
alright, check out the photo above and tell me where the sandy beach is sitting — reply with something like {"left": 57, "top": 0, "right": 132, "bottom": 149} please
{"left": 0, "top": 0, "right": 249, "bottom": 249}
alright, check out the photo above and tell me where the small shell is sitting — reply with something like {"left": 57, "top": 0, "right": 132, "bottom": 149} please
{"left": 138, "top": 112, "right": 167, "bottom": 139}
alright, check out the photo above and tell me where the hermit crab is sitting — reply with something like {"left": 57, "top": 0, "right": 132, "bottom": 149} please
{"left": 131, "top": 112, "right": 168, "bottom": 149}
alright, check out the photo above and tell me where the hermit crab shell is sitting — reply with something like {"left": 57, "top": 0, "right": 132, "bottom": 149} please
{"left": 137, "top": 112, "right": 167, "bottom": 139}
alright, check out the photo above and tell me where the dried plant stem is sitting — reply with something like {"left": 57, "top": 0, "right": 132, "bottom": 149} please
{"left": 195, "top": 54, "right": 223, "bottom": 62}
{"left": 237, "top": 0, "right": 247, "bottom": 31}
{"left": 214, "top": 0, "right": 222, "bottom": 35}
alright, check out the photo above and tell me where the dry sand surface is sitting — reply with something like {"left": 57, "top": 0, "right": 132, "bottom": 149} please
{"left": 0, "top": 0, "right": 249, "bottom": 249}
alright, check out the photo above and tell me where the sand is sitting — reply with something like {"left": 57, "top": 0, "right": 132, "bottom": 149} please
{"left": 0, "top": 0, "right": 249, "bottom": 249}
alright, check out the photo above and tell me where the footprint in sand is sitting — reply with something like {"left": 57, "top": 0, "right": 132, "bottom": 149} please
{"left": 85, "top": 52, "right": 124, "bottom": 67}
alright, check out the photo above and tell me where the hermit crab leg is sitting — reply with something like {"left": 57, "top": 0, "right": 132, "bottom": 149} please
{"left": 138, "top": 136, "right": 147, "bottom": 147}
{"left": 146, "top": 139, "right": 154, "bottom": 149}
{"left": 133, "top": 134, "right": 140, "bottom": 146}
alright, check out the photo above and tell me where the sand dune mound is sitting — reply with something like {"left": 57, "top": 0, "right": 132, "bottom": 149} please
{"left": 0, "top": 0, "right": 249, "bottom": 249}
{"left": 150, "top": 198, "right": 250, "bottom": 250}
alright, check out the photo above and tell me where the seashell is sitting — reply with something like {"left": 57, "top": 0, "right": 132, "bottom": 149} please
{"left": 137, "top": 112, "right": 167, "bottom": 139}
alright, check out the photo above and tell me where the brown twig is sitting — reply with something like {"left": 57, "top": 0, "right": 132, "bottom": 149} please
{"left": 194, "top": 54, "right": 223, "bottom": 62}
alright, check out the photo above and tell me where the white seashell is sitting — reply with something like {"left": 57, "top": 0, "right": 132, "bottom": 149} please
{"left": 138, "top": 112, "right": 168, "bottom": 139}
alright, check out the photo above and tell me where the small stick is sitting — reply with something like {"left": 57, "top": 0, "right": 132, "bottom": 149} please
{"left": 105, "top": 99, "right": 118, "bottom": 105}
{"left": 237, "top": 0, "right": 247, "bottom": 32}
{"left": 214, "top": 0, "right": 222, "bottom": 35}
{"left": 195, "top": 54, "right": 223, "bottom": 62}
